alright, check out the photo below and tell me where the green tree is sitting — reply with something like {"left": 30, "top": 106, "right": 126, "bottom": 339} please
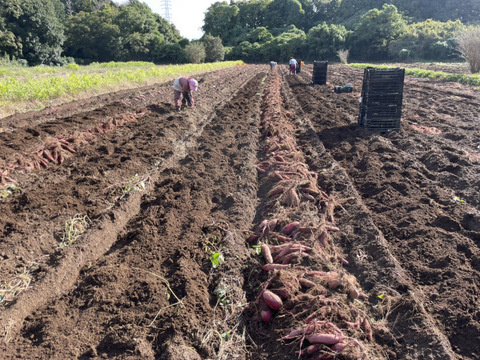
{"left": 63, "top": 0, "right": 180, "bottom": 63}
{"left": 64, "top": 5, "right": 121, "bottom": 62}
{"left": 154, "top": 14, "right": 181, "bottom": 44}
{"left": 203, "top": 35, "right": 225, "bottom": 62}
{"left": 235, "top": 0, "right": 270, "bottom": 30}
{"left": 304, "top": 22, "right": 349, "bottom": 60}
{"left": 0, "top": 0, "right": 66, "bottom": 65}
{"left": 389, "top": 19, "right": 464, "bottom": 60}
{"left": 202, "top": 2, "right": 239, "bottom": 43}
{"left": 60, "top": 0, "right": 113, "bottom": 14}
{"left": 185, "top": 42, "right": 206, "bottom": 63}
{"left": 349, "top": 4, "right": 407, "bottom": 60}
{"left": 334, "top": 0, "right": 384, "bottom": 28}
{"left": 0, "top": 2, "right": 21, "bottom": 58}
{"left": 114, "top": 0, "right": 164, "bottom": 61}
{"left": 228, "top": 40, "right": 263, "bottom": 62}
{"left": 392, "top": 0, "right": 480, "bottom": 23}
{"left": 261, "top": 25, "right": 306, "bottom": 62}
{"left": 265, "top": 0, "right": 305, "bottom": 29}
{"left": 155, "top": 43, "right": 186, "bottom": 64}
{"left": 243, "top": 27, "right": 274, "bottom": 44}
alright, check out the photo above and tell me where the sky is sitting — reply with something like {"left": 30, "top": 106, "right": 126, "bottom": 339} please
{"left": 142, "top": 0, "right": 219, "bottom": 40}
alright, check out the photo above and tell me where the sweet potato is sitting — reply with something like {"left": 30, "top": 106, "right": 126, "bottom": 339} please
{"left": 256, "top": 219, "right": 269, "bottom": 233}
{"left": 261, "top": 244, "right": 273, "bottom": 264}
{"left": 284, "top": 187, "right": 300, "bottom": 207}
{"left": 61, "top": 143, "right": 76, "bottom": 153}
{"left": 302, "top": 187, "right": 320, "bottom": 196}
{"left": 260, "top": 301, "right": 272, "bottom": 322}
{"left": 348, "top": 287, "right": 360, "bottom": 299}
{"left": 42, "top": 150, "right": 55, "bottom": 162}
{"left": 331, "top": 341, "right": 348, "bottom": 352}
{"left": 306, "top": 333, "right": 342, "bottom": 345}
{"left": 318, "top": 230, "right": 328, "bottom": 246}
{"left": 281, "top": 324, "right": 316, "bottom": 340}
{"left": 281, "top": 221, "right": 300, "bottom": 235}
{"left": 271, "top": 287, "right": 290, "bottom": 300}
{"left": 282, "top": 251, "right": 309, "bottom": 264}
{"left": 263, "top": 263, "right": 290, "bottom": 271}
{"left": 328, "top": 279, "right": 343, "bottom": 289}
{"left": 263, "top": 289, "right": 283, "bottom": 310}
{"left": 298, "top": 278, "right": 316, "bottom": 288}
{"left": 267, "top": 218, "right": 278, "bottom": 232}
{"left": 302, "top": 344, "right": 320, "bottom": 355}
{"left": 362, "top": 318, "right": 373, "bottom": 341}
{"left": 273, "top": 243, "right": 294, "bottom": 263}
{"left": 301, "top": 192, "right": 316, "bottom": 202}
{"left": 272, "top": 233, "right": 292, "bottom": 242}
{"left": 304, "top": 270, "right": 328, "bottom": 277}
{"left": 325, "top": 225, "right": 340, "bottom": 232}
{"left": 247, "top": 233, "right": 259, "bottom": 243}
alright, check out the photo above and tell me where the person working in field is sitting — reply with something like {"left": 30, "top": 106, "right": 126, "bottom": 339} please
{"left": 173, "top": 76, "right": 198, "bottom": 111}
{"left": 289, "top": 58, "right": 298, "bottom": 75}
{"left": 270, "top": 61, "right": 277, "bottom": 71}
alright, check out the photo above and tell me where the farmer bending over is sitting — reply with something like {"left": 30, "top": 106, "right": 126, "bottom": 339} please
{"left": 173, "top": 76, "right": 198, "bottom": 111}
{"left": 289, "top": 58, "right": 298, "bottom": 75}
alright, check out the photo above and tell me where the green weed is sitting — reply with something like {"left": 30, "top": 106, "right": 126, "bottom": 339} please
{"left": 1, "top": 184, "right": 20, "bottom": 199}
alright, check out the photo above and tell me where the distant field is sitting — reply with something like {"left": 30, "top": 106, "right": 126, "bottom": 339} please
{"left": 0, "top": 61, "right": 242, "bottom": 119}
{"left": 350, "top": 62, "right": 480, "bottom": 86}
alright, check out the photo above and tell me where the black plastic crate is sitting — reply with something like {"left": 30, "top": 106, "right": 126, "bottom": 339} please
{"left": 358, "top": 68, "right": 405, "bottom": 131}
{"left": 312, "top": 61, "right": 328, "bottom": 85}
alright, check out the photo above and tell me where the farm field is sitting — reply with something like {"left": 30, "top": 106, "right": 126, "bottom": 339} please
{"left": 0, "top": 63, "right": 479, "bottom": 359}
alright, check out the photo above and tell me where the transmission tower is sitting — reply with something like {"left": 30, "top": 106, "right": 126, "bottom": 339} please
{"left": 160, "top": 0, "right": 172, "bottom": 23}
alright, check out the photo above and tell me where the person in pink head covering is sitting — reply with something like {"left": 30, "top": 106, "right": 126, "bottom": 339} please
{"left": 172, "top": 76, "right": 198, "bottom": 111}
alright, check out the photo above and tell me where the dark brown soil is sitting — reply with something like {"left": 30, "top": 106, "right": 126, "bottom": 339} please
{"left": 0, "top": 63, "right": 479, "bottom": 360}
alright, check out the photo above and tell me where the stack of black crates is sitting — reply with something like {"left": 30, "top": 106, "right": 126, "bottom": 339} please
{"left": 312, "top": 61, "right": 328, "bottom": 85}
{"left": 358, "top": 67, "right": 405, "bottom": 131}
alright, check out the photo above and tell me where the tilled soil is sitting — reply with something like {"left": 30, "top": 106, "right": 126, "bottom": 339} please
{"left": 0, "top": 64, "right": 479, "bottom": 360}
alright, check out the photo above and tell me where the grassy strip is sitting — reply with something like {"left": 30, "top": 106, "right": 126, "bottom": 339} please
{"left": 0, "top": 61, "right": 241, "bottom": 102}
{"left": 0, "top": 61, "right": 173, "bottom": 77}
{"left": 350, "top": 63, "right": 480, "bottom": 86}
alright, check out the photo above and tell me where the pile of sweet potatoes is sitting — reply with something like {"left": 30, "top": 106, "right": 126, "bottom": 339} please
{"left": 247, "top": 71, "right": 373, "bottom": 359}
{"left": 0, "top": 110, "right": 148, "bottom": 184}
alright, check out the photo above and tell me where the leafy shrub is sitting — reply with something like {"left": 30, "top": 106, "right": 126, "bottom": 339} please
{"left": 304, "top": 23, "right": 349, "bottom": 61}
{"left": 65, "top": 63, "right": 80, "bottom": 70}
{"left": 203, "top": 35, "right": 225, "bottom": 62}
{"left": 185, "top": 42, "right": 206, "bottom": 64}
{"left": 389, "top": 20, "right": 463, "bottom": 61}
{"left": 349, "top": 4, "right": 407, "bottom": 61}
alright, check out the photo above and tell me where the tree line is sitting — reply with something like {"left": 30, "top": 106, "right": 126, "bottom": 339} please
{"left": 205, "top": 0, "right": 479, "bottom": 63}
{"left": 1, "top": 0, "right": 479, "bottom": 66}
{"left": 0, "top": 0, "right": 225, "bottom": 66}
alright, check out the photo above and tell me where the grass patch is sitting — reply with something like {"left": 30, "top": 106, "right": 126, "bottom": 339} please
{"left": 350, "top": 63, "right": 480, "bottom": 86}
{"left": 1, "top": 184, "right": 20, "bottom": 199}
{"left": 0, "top": 61, "right": 242, "bottom": 118}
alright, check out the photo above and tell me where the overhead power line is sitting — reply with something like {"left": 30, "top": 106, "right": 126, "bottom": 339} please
{"left": 160, "top": 0, "right": 172, "bottom": 23}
